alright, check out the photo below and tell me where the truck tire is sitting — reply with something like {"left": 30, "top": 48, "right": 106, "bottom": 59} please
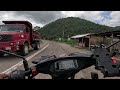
{"left": 0, "top": 52, "right": 4, "bottom": 56}
{"left": 34, "top": 41, "right": 40, "bottom": 50}
{"left": 20, "top": 43, "right": 29, "bottom": 56}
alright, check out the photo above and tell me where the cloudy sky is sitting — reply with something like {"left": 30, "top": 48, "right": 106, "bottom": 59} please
{"left": 0, "top": 11, "right": 120, "bottom": 27}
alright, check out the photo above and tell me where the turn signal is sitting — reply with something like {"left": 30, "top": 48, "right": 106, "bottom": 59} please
{"left": 32, "top": 69, "right": 38, "bottom": 75}
{"left": 112, "top": 57, "right": 117, "bottom": 64}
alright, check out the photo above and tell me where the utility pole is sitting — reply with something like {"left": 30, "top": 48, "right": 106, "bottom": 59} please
{"left": 62, "top": 29, "right": 64, "bottom": 41}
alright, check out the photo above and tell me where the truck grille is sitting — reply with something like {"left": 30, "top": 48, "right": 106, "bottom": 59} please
{"left": 0, "top": 35, "right": 12, "bottom": 42}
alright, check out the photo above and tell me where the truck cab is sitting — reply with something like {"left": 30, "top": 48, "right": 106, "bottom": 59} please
{"left": 0, "top": 21, "right": 40, "bottom": 56}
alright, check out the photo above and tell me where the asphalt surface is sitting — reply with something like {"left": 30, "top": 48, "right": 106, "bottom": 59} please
{"left": 0, "top": 40, "right": 48, "bottom": 73}
{"left": 1, "top": 40, "right": 120, "bottom": 79}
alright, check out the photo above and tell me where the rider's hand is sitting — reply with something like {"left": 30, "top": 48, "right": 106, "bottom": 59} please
{"left": 0, "top": 73, "right": 8, "bottom": 79}
{"left": 8, "top": 70, "right": 25, "bottom": 79}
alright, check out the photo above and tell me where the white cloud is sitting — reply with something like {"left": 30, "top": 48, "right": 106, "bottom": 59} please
{"left": 0, "top": 11, "right": 43, "bottom": 27}
{"left": 62, "top": 11, "right": 120, "bottom": 27}
{"left": 61, "top": 11, "right": 105, "bottom": 22}
{"left": 0, "top": 11, "right": 120, "bottom": 27}
{"left": 102, "top": 11, "right": 120, "bottom": 27}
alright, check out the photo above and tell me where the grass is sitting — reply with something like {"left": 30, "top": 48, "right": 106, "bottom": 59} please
{"left": 64, "top": 40, "right": 77, "bottom": 47}
{"left": 55, "top": 39, "right": 77, "bottom": 47}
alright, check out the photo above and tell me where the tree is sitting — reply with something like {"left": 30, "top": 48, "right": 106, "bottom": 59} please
{"left": 34, "top": 26, "right": 40, "bottom": 31}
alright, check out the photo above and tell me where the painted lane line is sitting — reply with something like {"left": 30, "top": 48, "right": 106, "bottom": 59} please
{"left": 1, "top": 44, "right": 49, "bottom": 74}
{"left": 2, "top": 44, "right": 49, "bottom": 74}
{"left": 26, "top": 44, "right": 49, "bottom": 60}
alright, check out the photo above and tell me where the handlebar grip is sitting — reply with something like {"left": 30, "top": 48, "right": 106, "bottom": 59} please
{"left": 24, "top": 70, "right": 32, "bottom": 76}
{"left": 8, "top": 69, "right": 34, "bottom": 79}
{"left": 8, "top": 70, "right": 26, "bottom": 79}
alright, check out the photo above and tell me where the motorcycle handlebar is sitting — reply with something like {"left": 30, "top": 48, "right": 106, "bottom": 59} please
{"left": 8, "top": 67, "right": 38, "bottom": 79}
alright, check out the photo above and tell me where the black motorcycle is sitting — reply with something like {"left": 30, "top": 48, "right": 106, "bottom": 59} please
{"left": 1, "top": 40, "right": 120, "bottom": 79}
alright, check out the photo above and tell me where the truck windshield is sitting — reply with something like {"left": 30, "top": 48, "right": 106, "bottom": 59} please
{"left": 0, "top": 25, "right": 24, "bottom": 32}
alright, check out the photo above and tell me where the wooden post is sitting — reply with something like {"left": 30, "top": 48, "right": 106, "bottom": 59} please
{"left": 110, "top": 33, "right": 113, "bottom": 53}
{"left": 82, "top": 37, "right": 83, "bottom": 48}
{"left": 103, "top": 36, "right": 105, "bottom": 44}
{"left": 89, "top": 35, "right": 91, "bottom": 51}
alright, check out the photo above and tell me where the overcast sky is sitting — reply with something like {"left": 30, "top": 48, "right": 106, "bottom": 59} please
{"left": 0, "top": 11, "right": 120, "bottom": 27}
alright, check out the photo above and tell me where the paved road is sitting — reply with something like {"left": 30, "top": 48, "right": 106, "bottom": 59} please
{"left": 1, "top": 40, "right": 120, "bottom": 79}
{"left": 0, "top": 40, "right": 48, "bottom": 73}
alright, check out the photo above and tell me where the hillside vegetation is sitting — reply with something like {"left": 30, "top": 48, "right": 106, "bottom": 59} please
{"left": 38, "top": 17, "right": 120, "bottom": 40}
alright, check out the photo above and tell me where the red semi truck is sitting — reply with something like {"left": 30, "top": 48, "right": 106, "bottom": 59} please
{"left": 0, "top": 21, "right": 41, "bottom": 56}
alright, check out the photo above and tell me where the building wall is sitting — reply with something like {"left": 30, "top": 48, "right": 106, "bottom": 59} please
{"left": 90, "top": 36, "right": 103, "bottom": 45}
{"left": 77, "top": 35, "right": 105, "bottom": 48}
{"left": 78, "top": 37, "right": 89, "bottom": 48}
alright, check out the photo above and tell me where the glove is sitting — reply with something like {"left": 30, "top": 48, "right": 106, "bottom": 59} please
{"left": 0, "top": 73, "right": 8, "bottom": 79}
{"left": 8, "top": 70, "right": 25, "bottom": 79}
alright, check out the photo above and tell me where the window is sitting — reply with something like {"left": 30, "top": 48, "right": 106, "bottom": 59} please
{"left": 26, "top": 27, "right": 30, "bottom": 33}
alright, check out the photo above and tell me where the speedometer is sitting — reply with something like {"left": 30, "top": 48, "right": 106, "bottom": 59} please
{"left": 55, "top": 59, "right": 78, "bottom": 71}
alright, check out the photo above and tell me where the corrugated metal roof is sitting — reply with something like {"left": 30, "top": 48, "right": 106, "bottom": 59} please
{"left": 71, "top": 33, "right": 92, "bottom": 39}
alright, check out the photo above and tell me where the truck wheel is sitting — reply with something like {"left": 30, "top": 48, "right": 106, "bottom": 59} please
{"left": 34, "top": 41, "right": 40, "bottom": 50}
{"left": 20, "top": 43, "right": 29, "bottom": 56}
{"left": 0, "top": 52, "right": 4, "bottom": 56}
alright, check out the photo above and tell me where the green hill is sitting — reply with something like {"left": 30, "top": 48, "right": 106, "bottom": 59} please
{"left": 38, "top": 17, "right": 120, "bottom": 40}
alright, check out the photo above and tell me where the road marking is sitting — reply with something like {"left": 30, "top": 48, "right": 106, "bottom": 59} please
{"left": 1, "top": 44, "right": 49, "bottom": 74}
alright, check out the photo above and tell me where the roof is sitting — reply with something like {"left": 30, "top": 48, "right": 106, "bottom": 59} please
{"left": 94, "top": 30, "right": 120, "bottom": 37}
{"left": 71, "top": 33, "right": 93, "bottom": 39}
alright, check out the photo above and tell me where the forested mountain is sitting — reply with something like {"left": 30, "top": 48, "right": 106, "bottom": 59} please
{"left": 38, "top": 17, "right": 120, "bottom": 40}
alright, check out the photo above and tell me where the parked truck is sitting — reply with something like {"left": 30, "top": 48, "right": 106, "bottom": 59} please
{"left": 0, "top": 21, "right": 41, "bottom": 56}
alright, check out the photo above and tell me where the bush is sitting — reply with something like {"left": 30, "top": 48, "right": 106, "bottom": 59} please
{"left": 64, "top": 39, "right": 77, "bottom": 47}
